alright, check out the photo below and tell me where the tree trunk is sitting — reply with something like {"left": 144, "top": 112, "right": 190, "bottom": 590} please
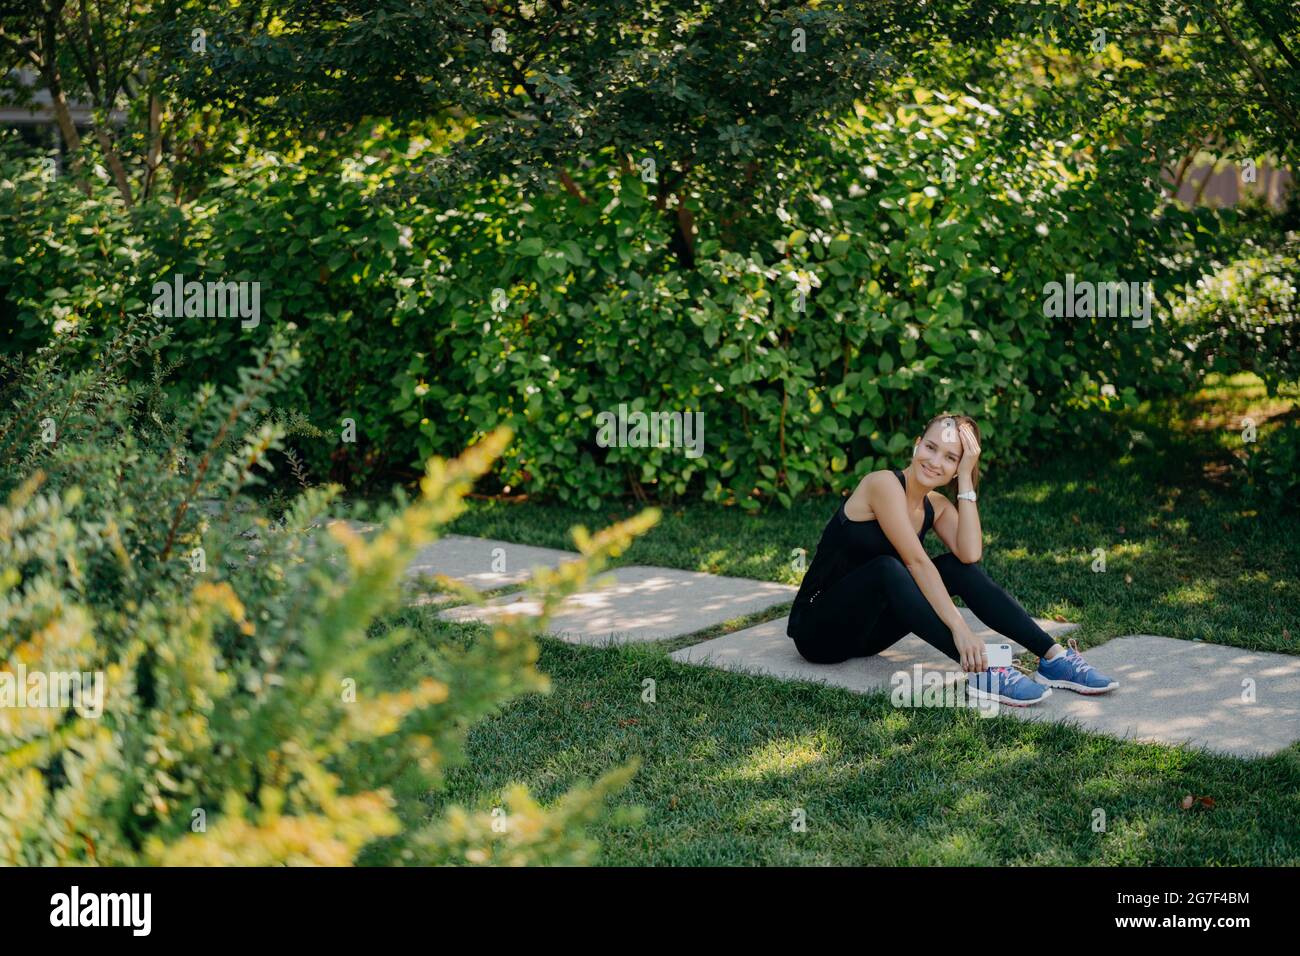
{"left": 94, "top": 123, "right": 134, "bottom": 207}
{"left": 42, "top": 68, "right": 91, "bottom": 196}
{"left": 143, "top": 92, "right": 162, "bottom": 200}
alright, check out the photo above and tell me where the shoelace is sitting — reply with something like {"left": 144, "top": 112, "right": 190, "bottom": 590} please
{"left": 988, "top": 665, "right": 1024, "bottom": 686}
{"left": 1065, "top": 649, "right": 1095, "bottom": 675}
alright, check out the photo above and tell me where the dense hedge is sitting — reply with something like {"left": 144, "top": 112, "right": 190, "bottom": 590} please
{"left": 0, "top": 81, "right": 1278, "bottom": 510}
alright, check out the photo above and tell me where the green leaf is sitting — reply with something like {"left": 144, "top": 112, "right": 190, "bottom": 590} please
{"left": 923, "top": 327, "right": 955, "bottom": 354}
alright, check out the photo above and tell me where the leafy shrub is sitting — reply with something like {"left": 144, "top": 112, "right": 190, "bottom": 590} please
{"left": 0, "top": 318, "right": 649, "bottom": 864}
{"left": 1237, "top": 417, "right": 1300, "bottom": 510}
{"left": 0, "top": 84, "right": 1244, "bottom": 509}
{"left": 385, "top": 82, "right": 1226, "bottom": 508}
{"left": 1168, "top": 243, "right": 1299, "bottom": 396}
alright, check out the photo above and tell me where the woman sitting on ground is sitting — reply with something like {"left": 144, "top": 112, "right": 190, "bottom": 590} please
{"left": 787, "top": 413, "right": 1117, "bottom": 706}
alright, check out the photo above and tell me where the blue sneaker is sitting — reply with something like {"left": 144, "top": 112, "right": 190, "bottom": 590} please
{"left": 1032, "top": 638, "right": 1118, "bottom": 694}
{"left": 966, "top": 663, "right": 1051, "bottom": 707}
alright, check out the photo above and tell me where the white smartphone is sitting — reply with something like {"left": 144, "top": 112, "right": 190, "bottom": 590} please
{"left": 984, "top": 642, "right": 1013, "bottom": 668}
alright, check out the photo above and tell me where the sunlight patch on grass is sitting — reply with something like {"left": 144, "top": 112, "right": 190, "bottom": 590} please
{"left": 999, "top": 484, "right": 1054, "bottom": 505}
{"left": 953, "top": 788, "right": 992, "bottom": 815}
{"left": 929, "top": 830, "right": 989, "bottom": 865}
{"left": 1232, "top": 569, "right": 1271, "bottom": 586}
{"left": 1160, "top": 581, "right": 1216, "bottom": 607}
{"left": 724, "top": 733, "right": 828, "bottom": 782}
{"left": 877, "top": 710, "right": 914, "bottom": 737}
{"left": 1110, "top": 541, "right": 1153, "bottom": 559}
{"left": 978, "top": 738, "right": 1041, "bottom": 769}
{"left": 696, "top": 548, "right": 733, "bottom": 571}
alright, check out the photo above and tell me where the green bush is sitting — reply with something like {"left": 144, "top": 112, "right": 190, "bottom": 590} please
{"left": 1168, "top": 243, "right": 1299, "bottom": 396}
{"left": 382, "top": 83, "right": 1224, "bottom": 508}
{"left": 0, "top": 82, "right": 1241, "bottom": 510}
{"left": 0, "top": 143, "right": 162, "bottom": 357}
{"left": 0, "top": 317, "right": 649, "bottom": 864}
{"left": 1237, "top": 417, "right": 1300, "bottom": 511}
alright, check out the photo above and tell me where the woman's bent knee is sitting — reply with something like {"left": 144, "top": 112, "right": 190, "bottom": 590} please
{"left": 937, "top": 552, "right": 983, "bottom": 574}
{"left": 793, "top": 635, "right": 849, "bottom": 665}
{"left": 870, "top": 554, "right": 909, "bottom": 578}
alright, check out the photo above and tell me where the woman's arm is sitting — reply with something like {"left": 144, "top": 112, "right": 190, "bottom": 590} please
{"left": 869, "top": 473, "right": 986, "bottom": 671}
{"left": 955, "top": 422, "right": 983, "bottom": 562}
{"left": 955, "top": 473, "right": 983, "bottom": 563}
{"left": 932, "top": 424, "right": 984, "bottom": 563}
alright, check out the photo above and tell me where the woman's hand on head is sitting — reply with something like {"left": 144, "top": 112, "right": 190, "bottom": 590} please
{"left": 956, "top": 422, "right": 981, "bottom": 480}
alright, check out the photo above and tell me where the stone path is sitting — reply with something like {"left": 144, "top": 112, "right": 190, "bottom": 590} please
{"left": 292, "top": 521, "right": 582, "bottom": 606}
{"left": 669, "top": 607, "right": 1078, "bottom": 691}
{"left": 233, "top": 512, "right": 1296, "bottom": 760}
{"left": 438, "top": 565, "right": 797, "bottom": 644}
{"left": 670, "top": 620, "right": 1300, "bottom": 758}
{"left": 403, "top": 533, "right": 580, "bottom": 605}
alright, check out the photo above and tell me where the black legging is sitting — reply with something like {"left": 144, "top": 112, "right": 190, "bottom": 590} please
{"left": 793, "top": 552, "right": 1058, "bottom": 665}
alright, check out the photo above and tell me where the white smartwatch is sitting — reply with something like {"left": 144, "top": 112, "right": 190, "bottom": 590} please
{"left": 957, "top": 490, "right": 977, "bottom": 502}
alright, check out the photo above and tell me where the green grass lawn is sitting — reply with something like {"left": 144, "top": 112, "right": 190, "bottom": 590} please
{"left": 368, "top": 374, "right": 1300, "bottom": 864}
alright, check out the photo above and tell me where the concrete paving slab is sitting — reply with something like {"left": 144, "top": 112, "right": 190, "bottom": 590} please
{"left": 382, "top": 532, "right": 579, "bottom": 607}
{"left": 285, "top": 524, "right": 580, "bottom": 606}
{"left": 438, "top": 566, "right": 798, "bottom": 644}
{"left": 299, "top": 522, "right": 576, "bottom": 588}
{"left": 671, "top": 624, "right": 1300, "bottom": 758}
{"left": 1006, "top": 635, "right": 1300, "bottom": 758}
{"left": 216, "top": 519, "right": 545, "bottom": 608}
{"left": 669, "top": 608, "right": 1077, "bottom": 691}
{"left": 402, "top": 533, "right": 580, "bottom": 591}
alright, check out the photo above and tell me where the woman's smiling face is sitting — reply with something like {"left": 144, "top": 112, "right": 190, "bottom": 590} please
{"left": 912, "top": 418, "right": 963, "bottom": 488}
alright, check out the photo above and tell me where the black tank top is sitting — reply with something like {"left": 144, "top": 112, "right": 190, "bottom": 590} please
{"left": 788, "top": 468, "right": 933, "bottom": 638}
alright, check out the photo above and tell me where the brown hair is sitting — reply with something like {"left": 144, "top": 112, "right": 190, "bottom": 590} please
{"left": 914, "top": 412, "right": 981, "bottom": 497}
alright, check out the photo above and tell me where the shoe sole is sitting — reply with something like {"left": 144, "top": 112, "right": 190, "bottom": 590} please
{"left": 1031, "top": 673, "right": 1119, "bottom": 694}
{"left": 965, "top": 685, "right": 1052, "bottom": 707}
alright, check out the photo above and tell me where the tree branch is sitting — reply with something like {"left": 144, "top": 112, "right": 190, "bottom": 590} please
{"left": 1208, "top": 0, "right": 1300, "bottom": 138}
{"left": 557, "top": 167, "right": 589, "bottom": 203}
{"left": 0, "top": 26, "right": 43, "bottom": 67}
{"left": 1246, "top": 4, "right": 1300, "bottom": 73}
